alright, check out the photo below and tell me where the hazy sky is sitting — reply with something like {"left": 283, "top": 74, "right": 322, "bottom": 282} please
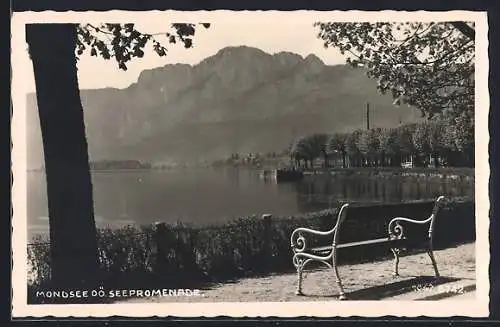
{"left": 21, "top": 19, "right": 346, "bottom": 91}
{"left": 13, "top": 10, "right": 484, "bottom": 93}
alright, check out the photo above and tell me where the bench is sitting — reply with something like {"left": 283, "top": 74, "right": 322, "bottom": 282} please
{"left": 290, "top": 196, "right": 447, "bottom": 300}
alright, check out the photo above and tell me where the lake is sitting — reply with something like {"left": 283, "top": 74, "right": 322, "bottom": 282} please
{"left": 26, "top": 168, "right": 474, "bottom": 240}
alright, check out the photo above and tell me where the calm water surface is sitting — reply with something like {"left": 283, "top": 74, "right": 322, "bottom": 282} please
{"left": 27, "top": 168, "right": 474, "bottom": 239}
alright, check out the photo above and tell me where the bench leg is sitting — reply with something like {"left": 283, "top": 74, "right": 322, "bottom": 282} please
{"left": 391, "top": 247, "right": 400, "bottom": 277}
{"left": 427, "top": 240, "right": 440, "bottom": 278}
{"left": 332, "top": 248, "right": 347, "bottom": 300}
{"left": 295, "top": 260, "right": 304, "bottom": 296}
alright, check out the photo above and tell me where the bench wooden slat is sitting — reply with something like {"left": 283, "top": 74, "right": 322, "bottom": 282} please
{"left": 311, "top": 236, "right": 407, "bottom": 253}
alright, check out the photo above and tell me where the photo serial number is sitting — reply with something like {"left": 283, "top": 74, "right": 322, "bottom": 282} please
{"left": 412, "top": 283, "right": 465, "bottom": 294}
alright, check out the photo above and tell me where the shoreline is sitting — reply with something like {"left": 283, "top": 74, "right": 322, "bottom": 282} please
{"left": 27, "top": 196, "right": 475, "bottom": 239}
{"left": 27, "top": 165, "right": 476, "bottom": 175}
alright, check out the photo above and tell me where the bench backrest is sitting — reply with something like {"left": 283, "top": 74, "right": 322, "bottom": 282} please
{"left": 334, "top": 196, "right": 447, "bottom": 245}
{"left": 428, "top": 195, "right": 447, "bottom": 238}
{"left": 332, "top": 203, "right": 349, "bottom": 247}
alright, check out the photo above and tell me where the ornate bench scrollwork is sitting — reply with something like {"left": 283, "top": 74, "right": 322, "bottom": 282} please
{"left": 290, "top": 204, "right": 349, "bottom": 299}
{"left": 388, "top": 195, "right": 447, "bottom": 277}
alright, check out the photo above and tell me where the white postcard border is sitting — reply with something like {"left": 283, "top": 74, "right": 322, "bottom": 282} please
{"left": 11, "top": 10, "right": 490, "bottom": 318}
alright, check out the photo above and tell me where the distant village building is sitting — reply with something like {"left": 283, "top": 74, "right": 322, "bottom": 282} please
{"left": 401, "top": 155, "right": 414, "bottom": 169}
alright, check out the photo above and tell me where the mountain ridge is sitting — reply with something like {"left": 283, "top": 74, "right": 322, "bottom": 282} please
{"left": 26, "top": 46, "right": 421, "bottom": 168}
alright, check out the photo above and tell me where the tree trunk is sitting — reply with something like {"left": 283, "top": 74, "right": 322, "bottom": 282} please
{"left": 26, "top": 24, "right": 100, "bottom": 290}
{"left": 433, "top": 153, "right": 440, "bottom": 168}
{"left": 414, "top": 154, "right": 422, "bottom": 167}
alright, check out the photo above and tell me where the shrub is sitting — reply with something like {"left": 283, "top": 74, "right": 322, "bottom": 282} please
{"left": 27, "top": 199, "right": 474, "bottom": 299}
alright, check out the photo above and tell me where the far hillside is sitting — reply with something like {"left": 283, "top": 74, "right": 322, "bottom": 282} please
{"left": 26, "top": 46, "right": 422, "bottom": 168}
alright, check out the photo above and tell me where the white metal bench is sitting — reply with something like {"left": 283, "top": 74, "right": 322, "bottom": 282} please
{"left": 290, "top": 196, "right": 447, "bottom": 300}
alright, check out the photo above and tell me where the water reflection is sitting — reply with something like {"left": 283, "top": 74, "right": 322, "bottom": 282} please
{"left": 27, "top": 168, "right": 474, "bottom": 239}
{"left": 290, "top": 174, "right": 473, "bottom": 213}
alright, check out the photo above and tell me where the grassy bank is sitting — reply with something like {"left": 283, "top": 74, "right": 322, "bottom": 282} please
{"left": 28, "top": 199, "right": 475, "bottom": 303}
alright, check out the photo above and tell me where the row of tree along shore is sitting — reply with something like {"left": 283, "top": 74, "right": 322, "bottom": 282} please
{"left": 190, "top": 118, "right": 474, "bottom": 171}
{"left": 28, "top": 198, "right": 474, "bottom": 304}
{"left": 290, "top": 118, "right": 474, "bottom": 170}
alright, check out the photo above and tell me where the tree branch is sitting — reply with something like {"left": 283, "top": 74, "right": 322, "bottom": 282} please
{"left": 395, "top": 22, "right": 434, "bottom": 44}
{"left": 423, "top": 40, "right": 474, "bottom": 64}
{"left": 450, "top": 22, "right": 475, "bottom": 40}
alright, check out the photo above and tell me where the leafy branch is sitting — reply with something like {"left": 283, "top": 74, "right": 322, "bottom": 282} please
{"left": 75, "top": 23, "right": 211, "bottom": 71}
{"left": 314, "top": 21, "right": 475, "bottom": 120}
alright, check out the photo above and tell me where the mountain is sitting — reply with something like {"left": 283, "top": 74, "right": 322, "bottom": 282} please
{"left": 26, "top": 46, "right": 421, "bottom": 168}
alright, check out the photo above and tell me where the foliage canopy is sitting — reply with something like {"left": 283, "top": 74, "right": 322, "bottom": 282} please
{"left": 75, "top": 23, "right": 210, "bottom": 70}
{"left": 314, "top": 21, "right": 475, "bottom": 121}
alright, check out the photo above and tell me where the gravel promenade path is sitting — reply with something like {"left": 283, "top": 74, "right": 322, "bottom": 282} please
{"left": 119, "top": 242, "right": 475, "bottom": 303}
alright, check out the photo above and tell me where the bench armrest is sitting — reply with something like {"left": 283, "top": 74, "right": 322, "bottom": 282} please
{"left": 290, "top": 226, "right": 337, "bottom": 253}
{"left": 290, "top": 204, "right": 349, "bottom": 253}
{"left": 388, "top": 216, "right": 433, "bottom": 239}
{"left": 388, "top": 196, "right": 447, "bottom": 239}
